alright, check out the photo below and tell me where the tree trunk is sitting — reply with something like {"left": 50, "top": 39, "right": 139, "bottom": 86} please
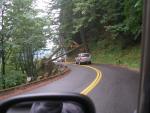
{"left": 1, "top": 8, "right": 5, "bottom": 89}
{"left": 80, "top": 27, "right": 89, "bottom": 52}
{"left": 1, "top": 41, "right": 6, "bottom": 89}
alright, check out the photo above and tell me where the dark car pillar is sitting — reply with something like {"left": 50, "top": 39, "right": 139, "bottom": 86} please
{"left": 137, "top": 0, "right": 150, "bottom": 113}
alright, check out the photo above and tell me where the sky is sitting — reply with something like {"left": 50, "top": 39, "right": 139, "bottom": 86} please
{"left": 35, "top": 0, "right": 60, "bottom": 58}
{"left": 35, "top": 0, "right": 56, "bottom": 50}
{"left": 35, "top": 0, "right": 49, "bottom": 10}
{"left": 34, "top": 0, "right": 49, "bottom": 17}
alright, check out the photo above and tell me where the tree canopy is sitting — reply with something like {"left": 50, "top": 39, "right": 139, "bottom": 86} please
{"left": 49, "top": 0, "right": 143, "bottom": 50}
{"left": 0, "top": 0, "right": 49, "bottom": 89}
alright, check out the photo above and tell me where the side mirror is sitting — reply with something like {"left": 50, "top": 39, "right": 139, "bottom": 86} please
{"left": 0, "top": 93, "right": 95, "bottom": 113}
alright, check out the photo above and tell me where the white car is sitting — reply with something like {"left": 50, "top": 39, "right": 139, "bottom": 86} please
{"left": 75, "top": 53, "right": 91, "bottom": 65}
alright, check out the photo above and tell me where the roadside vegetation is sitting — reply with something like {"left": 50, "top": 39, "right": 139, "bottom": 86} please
{"left": 0, "top": 0, "right": 142, "bottom": 89}
{"left": 90, "top": 40, "right": 141, "bottom": 68}
{"left": 0, "top": 0, "right": 60, "bottom": 90}
{"left": 50, "top": 0, "right": 142, "bottom": 69}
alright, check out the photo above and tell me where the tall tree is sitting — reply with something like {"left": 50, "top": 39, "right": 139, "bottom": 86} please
{"left": 0, "top": 0, "right": 48, "bottom": 84}
{"left": 49, "top": 0, "right": 142, "bottom": 50}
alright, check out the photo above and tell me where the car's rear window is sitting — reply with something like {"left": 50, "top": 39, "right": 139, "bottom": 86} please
{"left": 81, "top": 53, "right": 90, "bottom": 57}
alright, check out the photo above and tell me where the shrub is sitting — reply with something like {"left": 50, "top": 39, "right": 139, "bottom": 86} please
{"left": 0, "top": 70, "right": 26, "bottom": 90}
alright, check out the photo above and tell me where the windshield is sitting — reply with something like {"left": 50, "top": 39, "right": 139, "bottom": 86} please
{"left": 0, "top": 0, "right": 142, "bottom": 113}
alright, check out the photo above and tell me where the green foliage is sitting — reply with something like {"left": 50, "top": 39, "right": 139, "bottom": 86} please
{"left": 0, "top": 70, "right": 26, "bottom": 90}
{"left": 4, "top": 0, "right": 47, "bottom": 76}
{"left": 0, "top": 0, "right": 143, "bottom": 89}
{"left": 0, "top": 0, "right": 51, "bottom": 89}
{"left": 72, "top": 0, "right": 96, "bottom": 31}
{"left": 50, "top": 0, "right": 142, "bottom": 47}
{"left": 90, "top": 39, "right": 141, "bottom": 69}
{"left": 99, "top": 0, "right": 142, "bottom": 42}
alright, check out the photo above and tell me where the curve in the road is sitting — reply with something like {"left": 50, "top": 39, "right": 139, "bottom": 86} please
{"left": 66, "top": 62, "right": 103, "bottom": 95}
{"left": 80, "top": 65, "right": 102, "bottom": 95}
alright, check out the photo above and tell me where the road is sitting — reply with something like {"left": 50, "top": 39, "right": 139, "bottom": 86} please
{"left": 89, "top": 64, "right": 139, "bottom": 113}
{"left": 19, "top": 63, "right": 140, "bottom": 113}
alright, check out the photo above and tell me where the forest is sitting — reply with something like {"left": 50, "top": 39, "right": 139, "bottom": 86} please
{"left": 50, "top": 0, "right": 142, "bottom": 67}
{"left": 0, "top": 0, "right": 142, "bottom": 89}
{"left": 0, "top": 0, "right": 55, "bottom": 89}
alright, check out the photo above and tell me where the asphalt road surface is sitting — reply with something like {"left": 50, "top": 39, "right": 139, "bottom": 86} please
{"left": 5, "top": 64, "right": 140, "bottom": 113}
{"left": 89, "top": 64, "right": 140, "bottom": 113}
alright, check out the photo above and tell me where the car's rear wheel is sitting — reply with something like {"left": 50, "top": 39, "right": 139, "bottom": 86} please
{"left": 89, "top": 61, "right": 91, "bottom": 64}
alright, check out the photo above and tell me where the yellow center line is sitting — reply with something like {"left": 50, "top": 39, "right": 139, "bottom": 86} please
{"left": 65, "top": 62, "right": 102, "bottom": 95}
{"left": 80, "top": 65, "right": 102, "bottom": 95}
